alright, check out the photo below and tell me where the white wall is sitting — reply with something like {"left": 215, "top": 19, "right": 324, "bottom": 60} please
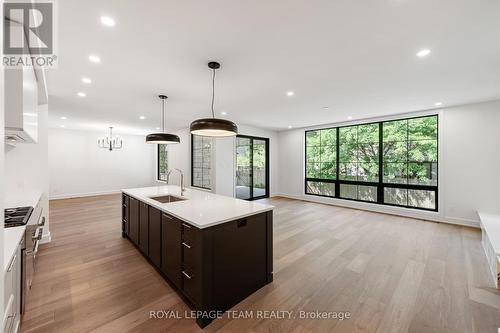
{"left": 276, "top": 99, "right": 500, "bottom": 227}
{"left": 441, "top": 100, "right": 500, "bottom": 224}
{"left": 5, "top": 104, "right": 50, "bottom": 241}
{"left": 49, "top": 128, "right": 157, "bottom": 199}
{"left": 162, "top": 128, "right": 191, "bottom": 188}
{"left": 164, "top": 125, "right": 279, "bottom": 197}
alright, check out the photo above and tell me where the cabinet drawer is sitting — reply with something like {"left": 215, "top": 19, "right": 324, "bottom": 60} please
{"left": 139, "top": 201, "right": 149, "bottom": 255}
{"left": 182, "top": 269, "right": 200, "bottom": 306}
{"left": 182, "top": 222, "right": 200, "bottom": 244}
{"left": 3, "top": 295, "right": 14, "bottom": 333}
{"left": 161, "top": 213, "right": 182, "bottom": 289}
{"left": 182, "top": 240, "right": 198, "bottom": 272}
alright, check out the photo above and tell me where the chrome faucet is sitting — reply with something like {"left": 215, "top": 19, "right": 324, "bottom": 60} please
{"left": 166, "top": 168, "right": 186, "bottom": 196}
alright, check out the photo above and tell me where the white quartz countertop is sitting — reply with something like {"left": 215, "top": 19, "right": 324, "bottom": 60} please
{"left": 4, "top": 226, "right": 25, "bottom": 272}
{"left": 122, "top": 185, "right": 274, "bottom": 229}
{"left": 5, "top": 190, "right": 42, "bottom": 209}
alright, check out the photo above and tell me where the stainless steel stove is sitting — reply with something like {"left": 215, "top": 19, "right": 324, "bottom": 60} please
{"left": 4, "top": 204, "right": 44, "bottom": 315}
{"left": 4, "top": 206, "right": 34, "bottom": 228}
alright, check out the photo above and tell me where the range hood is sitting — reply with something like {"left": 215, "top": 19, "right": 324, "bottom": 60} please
{"left": 4, "top": 17, "right": 47, "bottom": 145}
{"left": 5, "top": 66, "right": 39, "bottom": 144}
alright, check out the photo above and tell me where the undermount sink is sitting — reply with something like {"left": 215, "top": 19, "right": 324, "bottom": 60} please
{"left": 149, "top": 195, "right": 187, "bottom": 203}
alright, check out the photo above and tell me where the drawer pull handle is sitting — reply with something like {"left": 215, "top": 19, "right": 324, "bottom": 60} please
{"left": 182, "top": 271, "right": 193, "bottom": 279}
{"left": 32, "top": 228, "right": 42, "bottom": 241}
{"left": 182, "top": 242, "right": 191, "bottom": 249}
{"left": 162, "top": 214, "right": 173, "bottom": 220}
{"left": 182, "top": 223, "right": 191, "bottom": 229}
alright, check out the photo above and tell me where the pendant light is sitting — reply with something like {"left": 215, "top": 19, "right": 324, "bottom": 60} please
{"left": 146, "top": 95, "right": 180, "bottom": 144}
{"left": 190, "top": 61, "right": 238, "bottom": 137}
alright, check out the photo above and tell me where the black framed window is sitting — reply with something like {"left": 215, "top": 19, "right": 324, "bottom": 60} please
{"left": 236, "top": 135, "right": 270, "bottom": 200}
{"left": 157, "top": 144, "right": 168, "bottom": 181}
{"left": 305, "top": 129, "right": 336, "bottom": 196}
{"left": 305, "top": 114, "right": 438, "bottom": 211}
{"left": 191, "top": 134, "right": 213, "bottom": 190}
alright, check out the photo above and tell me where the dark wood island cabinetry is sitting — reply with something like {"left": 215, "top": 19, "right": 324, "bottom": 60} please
{"left": 121, "top": 190, "right": 273, "bottom": 328}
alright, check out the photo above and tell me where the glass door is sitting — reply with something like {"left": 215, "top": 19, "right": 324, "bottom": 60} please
{"left": 236, "top": 135, "right": 269, "bottom": 200}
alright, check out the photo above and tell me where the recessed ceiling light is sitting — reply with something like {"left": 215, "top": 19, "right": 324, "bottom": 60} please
{"left": 287, "top": 125, "right": 293, "bottom": 129}
{"left": 416, "top": 49, "right": 431, "bottom": 58}
{"left": 155, "top": 127, "right": 160, "bottom": 130}
{"left": 82, "top": 77, "right": 92, "bottom": 84}
{"left": 139, "top": 116, "right": 145, "bottom": 120}
{"left": 286, "top": 91, "right": 295, "bottom": 96}
{"left": 434, "top": 102, "right": 443, "bottom": 106}
{"left": 60, "top": 125, "right": 65, "bottom": 128}
{"left": 88, "top": 55, "right": 101, "bottom": 63}
{"left": 60, "top": 116, "right": 67, "bottom": 120}
{"left": 77, "top": 92, "right": 86, "bottom": 97}
{"left": 347, "top": 116, "right": 353, "bottom": 120}
{"left": 100, "top": 16, "right": 115, "bottom": 27}
{"left": 221, "top": 111, "right": 227, "bottom": 115}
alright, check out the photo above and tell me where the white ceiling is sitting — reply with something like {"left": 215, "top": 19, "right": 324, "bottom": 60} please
{"left": 48, "top": 0, "right": 500, "bottom": 135}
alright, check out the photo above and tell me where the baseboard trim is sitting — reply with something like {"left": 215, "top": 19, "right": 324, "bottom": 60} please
{"left": 50, "top": 190, "right": 122, "bottom": 200}
{"left": 272, "top": 193, "right": 479, "bottom": 228}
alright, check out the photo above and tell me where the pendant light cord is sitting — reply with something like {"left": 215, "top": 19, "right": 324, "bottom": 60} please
{"left": 162, "top": 98, "right": 165, "bottom": 132}
{"left": 211, "top": 68, "right": 216, "bottom": 118}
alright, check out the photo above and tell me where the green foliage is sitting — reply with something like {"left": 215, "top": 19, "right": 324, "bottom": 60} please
{"left": 358, "top": 124, "right": 378, "bottom": 143}
{"left": 320, "top": 128, "right": 336, "bottom": 145}
{"left": 306, "top": 131, "right": 320, "bottom": 146}
{"left": 236, "top": 138, "right": 266, "bottom": 167}
{"left": 158, "top": 144, "right": 168, "bottom": 179}
{"left": 408, "top": 117, "right": 437, "bottom": 140}
{"left": 383, "top": 119, "right": 407, "bottom": 142}
{"left": 306, "top": 128, "right": 337, "bottom": 179}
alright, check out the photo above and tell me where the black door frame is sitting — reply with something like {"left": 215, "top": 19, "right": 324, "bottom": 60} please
{"left": 236, "top": 135, "right": 270, "bottom": 200}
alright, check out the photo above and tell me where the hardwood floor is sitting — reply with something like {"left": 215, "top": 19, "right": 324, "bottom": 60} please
{"left": 21, "top": 195, "right": 500, "bottom": 332}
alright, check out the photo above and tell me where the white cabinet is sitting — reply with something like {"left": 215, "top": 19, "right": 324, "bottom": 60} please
{"left": 4, "top": 19, "right": 39, "bottom": 144}
{"left": 479, "top": 211, "right": 500, "bottom": 289}
{"left": 5, "top": 66, "right": 39, "bottom": 143}
{"left": 3, "top": 240, "right": 22, "bottom": 333}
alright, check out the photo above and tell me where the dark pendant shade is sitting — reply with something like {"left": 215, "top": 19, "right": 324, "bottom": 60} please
{"left": 146, "top": 133, "right": 180, "bottom": 144}
{"left": 189, "top": 61, "right": 238, "bottom": 137}
{"left": 190, "top": 118, "right": 238, "bottom": 137}
{"left": 146, "top": 94, "right": 180, "bottom": 144}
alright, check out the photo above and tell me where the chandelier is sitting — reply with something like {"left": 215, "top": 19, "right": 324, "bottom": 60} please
{"left": 98, "top": 126, "right": 123, "bottom": 151}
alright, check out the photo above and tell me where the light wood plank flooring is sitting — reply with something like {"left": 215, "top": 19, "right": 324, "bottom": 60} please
{"left": 21, "top": 195, "right": 500, "bottom": 332}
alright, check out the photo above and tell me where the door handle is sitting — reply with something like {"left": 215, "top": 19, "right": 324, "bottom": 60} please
{"left": 182, "top": 242, "right": 191, "bottom": 249}
{"left": 182, "top": 270, "right": 193, "bottom": 279}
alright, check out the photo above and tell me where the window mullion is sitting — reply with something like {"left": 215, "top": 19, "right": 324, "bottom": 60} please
{"left": 378, "top": 122, "right": 384, "bottom": 204}
{"left": 335, "top": 128, "right": 340, "bottom": 198}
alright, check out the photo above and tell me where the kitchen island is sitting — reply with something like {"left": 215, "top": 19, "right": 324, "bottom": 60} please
{"left": 121, "top": 185, "right": 274, "bottom": 328}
